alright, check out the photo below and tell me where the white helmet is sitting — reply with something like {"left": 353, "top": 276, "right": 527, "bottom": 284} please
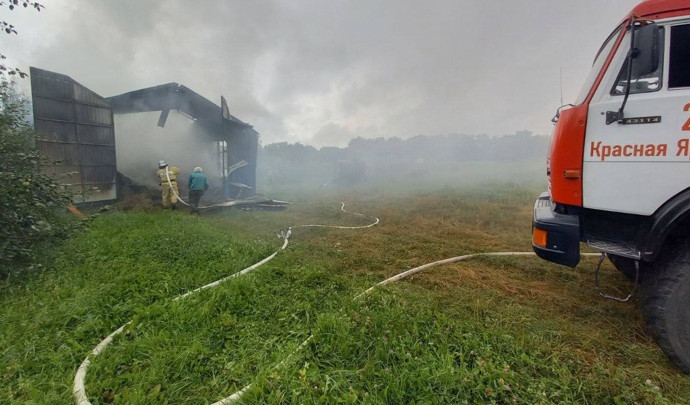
{"left": 158, "top": 160, "right": 168, "bottom": 168}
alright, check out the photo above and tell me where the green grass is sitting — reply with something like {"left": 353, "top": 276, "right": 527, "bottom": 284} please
{"left": 3, "top": 185, "right": 690, "bottom": 403}
{"left": 244, "top": 289, "right": 668, "bottom": 404}
{"left": 85, "top": 258, "right": 359, "bottom": 404}
{"left": 1, "top": 211, "right": 276, "bottom": 403}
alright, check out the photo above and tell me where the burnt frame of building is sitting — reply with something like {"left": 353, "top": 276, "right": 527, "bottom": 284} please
{"left": 30, "top": 67, "right": 259, "bottom": 204}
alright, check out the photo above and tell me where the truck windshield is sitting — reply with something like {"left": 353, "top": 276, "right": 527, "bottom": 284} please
{"left": 574, "top": 24, "right": 623, "bottom": 105}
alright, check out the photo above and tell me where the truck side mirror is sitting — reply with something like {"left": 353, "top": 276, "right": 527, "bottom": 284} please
{"left": 632, "top": 23, "right": 661, "bottom": 77}
{"left": 606, "top": 22, "right": 662, "bottom": 125}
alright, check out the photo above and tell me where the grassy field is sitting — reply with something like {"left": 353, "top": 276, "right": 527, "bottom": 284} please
{"left": 2, "top": 182, "right": 690, "bottom": 403}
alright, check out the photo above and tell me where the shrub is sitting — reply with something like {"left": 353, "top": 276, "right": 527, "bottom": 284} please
{"left": 0, "top": 80, "right": 74, "bottom": 274}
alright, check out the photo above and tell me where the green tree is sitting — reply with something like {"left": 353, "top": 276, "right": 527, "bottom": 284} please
{"left": 0, "top": 80, "right": 73, "bottom": 275}
{"left": 0, "top": 1, "right": 44, "bottom": 78}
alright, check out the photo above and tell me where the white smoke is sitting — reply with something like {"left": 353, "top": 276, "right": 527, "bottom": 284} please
{"left": 114, "top": 111, "right": 220, "bottom": 193}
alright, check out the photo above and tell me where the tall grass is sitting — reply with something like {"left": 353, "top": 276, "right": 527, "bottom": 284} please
{"left": 2, "top": 186, "right": 690, "bottom": 403}
{"left": 0, "top": 211, "right": 275, "bottom": 403}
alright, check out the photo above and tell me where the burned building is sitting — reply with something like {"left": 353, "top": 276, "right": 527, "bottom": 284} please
{"left": 107, "top": 83, "right": 258, "bottom": 200}
{"left": 29, "top": 67, "right": 259, "bottom": 204}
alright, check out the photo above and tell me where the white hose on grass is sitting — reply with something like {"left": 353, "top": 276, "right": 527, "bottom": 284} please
{"left": 293, "top": 202, "right": 380, "bottom": 230}
{"left": 73, "top": 201, "right": 595, "bottom": 404}
{"left": 72, "top": 203, "right": 379, "bottom": 405}
{"left": 214, "top": 251, "right": 601, "bottom": 403}
{"left": 73, "top": 322, "right": 132, "bottom": 405}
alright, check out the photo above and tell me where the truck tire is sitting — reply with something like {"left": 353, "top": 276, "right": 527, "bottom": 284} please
{"left": 641, "top": 238, "right": 690, "bottom": 374}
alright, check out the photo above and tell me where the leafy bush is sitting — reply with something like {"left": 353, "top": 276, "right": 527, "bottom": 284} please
{"left": 0, "top": 80, "right": 74, "bottom": 274}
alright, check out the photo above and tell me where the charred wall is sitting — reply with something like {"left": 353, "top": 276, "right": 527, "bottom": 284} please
{"left": 30, "top": 67, "right": 117, "bottom": 204}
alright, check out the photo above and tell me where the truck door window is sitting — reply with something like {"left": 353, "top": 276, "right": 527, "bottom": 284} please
{"left": 611, "top": 26, "right": 665, "bottom": 95}
{"left": 574, "top": 25, "right": 622, "bottom": 105}
{"left": 669, "top": 24, "right": 690, "bottom": 88}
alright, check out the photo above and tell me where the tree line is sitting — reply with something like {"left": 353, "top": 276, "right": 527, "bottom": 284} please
{"left": 258, "top": 131, "right": 550, "bottom": 187}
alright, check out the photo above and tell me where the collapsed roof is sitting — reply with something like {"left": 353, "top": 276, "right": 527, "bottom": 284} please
{"left": 107, "top": 83, "right": 252, "bottom": 136}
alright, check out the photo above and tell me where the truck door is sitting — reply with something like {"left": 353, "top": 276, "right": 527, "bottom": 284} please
{"left": 583, "top": 21, "right": 690, "bottom": 216}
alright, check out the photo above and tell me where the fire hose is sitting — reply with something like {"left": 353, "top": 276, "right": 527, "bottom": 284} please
{"left": 73, "top": 203, "right": 599, "bottom": 404}
{"left": 165, "top": 166, "right": 191, "bottom": 207}
{"left": 212, "top": 249, "right": 601, "bottom": 404}
{"left": 72, "top": 202, "right": 377, "bottom": 404}
{"left": 164, "top": 161, "right": 250, "bottom": 209}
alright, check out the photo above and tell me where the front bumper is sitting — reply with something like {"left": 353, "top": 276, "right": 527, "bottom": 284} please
{"left": 532, "top": 192, "right": 581, "bottom": 267}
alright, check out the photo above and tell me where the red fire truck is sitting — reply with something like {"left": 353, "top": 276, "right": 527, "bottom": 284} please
{"left": 532, "top": 0, "right": 690, "bottom": 372}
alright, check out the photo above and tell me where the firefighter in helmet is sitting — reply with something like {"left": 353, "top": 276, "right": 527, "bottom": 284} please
{"left": 157, "top": 160, "right": 181, "bottom": 209}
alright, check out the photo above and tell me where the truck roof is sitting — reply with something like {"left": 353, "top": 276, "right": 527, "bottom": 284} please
{"left": 627, "top": 0, "right": 690, "bottom": 21}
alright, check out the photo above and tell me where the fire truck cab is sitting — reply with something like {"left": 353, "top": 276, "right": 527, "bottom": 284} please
{"left": 532, "top": 0, "right": 690, "bottom": 373}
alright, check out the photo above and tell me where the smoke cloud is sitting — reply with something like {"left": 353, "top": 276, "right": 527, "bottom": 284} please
{"left": 5, "top": 0, "right": 639, "bottom": 147}
{"left": 115, "top": 112, "right": 220, "bottom": 192}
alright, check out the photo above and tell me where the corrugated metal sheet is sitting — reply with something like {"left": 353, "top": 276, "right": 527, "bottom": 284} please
{"left": 30, "top": 67, "right": 117, "bottom": 203}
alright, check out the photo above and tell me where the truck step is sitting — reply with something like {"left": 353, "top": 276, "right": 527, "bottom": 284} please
{"left": 587, "top": 239, "right": 641, "bottom": 260}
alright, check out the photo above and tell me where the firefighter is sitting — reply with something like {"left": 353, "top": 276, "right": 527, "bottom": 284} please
{"left": 157, "top": 160, "right": 181, "bottom": 209}
{"left": 188, "top": 166, "right": 209, "bottom": 214}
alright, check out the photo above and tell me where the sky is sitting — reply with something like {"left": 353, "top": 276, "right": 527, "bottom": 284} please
{"left": 4, "top": 0, "right": 641, "bottom": 147}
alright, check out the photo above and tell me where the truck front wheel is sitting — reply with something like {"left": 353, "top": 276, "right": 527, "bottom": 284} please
{"left": 642, "top": 239, "right": 690, "bottom": 373}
